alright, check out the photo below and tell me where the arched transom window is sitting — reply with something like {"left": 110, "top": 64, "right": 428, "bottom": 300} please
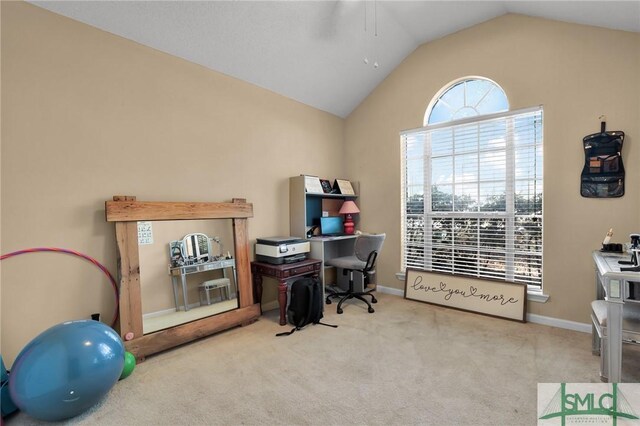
{"left": 425, "top": 77, "right": 509, "bottom": 126}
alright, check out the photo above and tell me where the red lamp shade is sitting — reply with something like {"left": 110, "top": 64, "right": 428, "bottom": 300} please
{"left": 339, "top": 201, "right": 360, "bottom": 234}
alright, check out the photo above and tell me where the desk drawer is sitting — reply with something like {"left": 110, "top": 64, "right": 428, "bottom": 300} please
{"left": 287, "top": 264, "right": 317, "bottom": 277}
{"left": 253, "top": 264, "right": 274, "bottom": 275}
{"left": 251, "top": 260, "right": 320, "bottom": 280}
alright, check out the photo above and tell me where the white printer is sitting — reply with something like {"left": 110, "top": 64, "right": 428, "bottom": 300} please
{"left": 255, "top": 236, "right": 310, "bottom": 264}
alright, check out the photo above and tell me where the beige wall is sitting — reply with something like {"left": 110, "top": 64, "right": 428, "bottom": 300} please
{"left": 0, "top": 2, "right": 344, "bottom": 365}
{"left": 345, "top": 14, "right": 640, "bottom": 323}
{"left": 2, "top": 3, "right": 639, "bottom": 367}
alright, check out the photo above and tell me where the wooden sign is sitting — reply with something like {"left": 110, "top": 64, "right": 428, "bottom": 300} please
{"left": 404, "top": 268, "right": 526, "bottom": 322}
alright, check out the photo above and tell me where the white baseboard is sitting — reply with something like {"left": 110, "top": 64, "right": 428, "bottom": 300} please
{"left": 526, "top": 313, "right": 591, "bottom": 333}
{"left": 260, "top": 286, "right": 401, "bottom": 312}
{"left": 143, "top": 305, "right": 188, "bottom": 319}
{"left": 376, "top": 284, "right": 404, "bottom": 297}
{"left": 143, "top": 307, "right": 173, "bottom": 319}
{"left": 379, "top": 285, "right": 591, "bottom": 334}
{"left": 262, "top": 284, "right": 591, "bottom": 334}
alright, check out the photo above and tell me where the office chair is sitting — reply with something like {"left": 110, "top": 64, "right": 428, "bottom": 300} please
{"left": 325, "top": 233, "right": 385, "bottom": 314}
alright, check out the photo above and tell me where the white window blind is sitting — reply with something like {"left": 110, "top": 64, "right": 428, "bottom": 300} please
{"left": 401, "top": 106, "right": 543, "bottom": 287}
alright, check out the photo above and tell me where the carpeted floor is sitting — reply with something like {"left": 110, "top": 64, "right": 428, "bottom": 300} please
{"left": 7, "top": 293, "right": 640, "bottom": 425}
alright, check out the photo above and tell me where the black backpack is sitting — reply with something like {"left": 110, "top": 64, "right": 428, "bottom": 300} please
{"left": 276, "top": 277, "right": 337, "bottom": 337}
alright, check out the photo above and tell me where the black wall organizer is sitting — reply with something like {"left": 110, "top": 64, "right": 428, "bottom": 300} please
{"left": 580, "top": 120, "right": 625, "bottom": 198}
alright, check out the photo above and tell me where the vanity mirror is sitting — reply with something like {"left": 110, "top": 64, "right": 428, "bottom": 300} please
{"left": 170, "top": 232, "right": 225, "bottom": 267}
{"left": 182, "top": 233, "right": 211, "bottom": 263}
{"left": 105, "top": 196, "right": 259, "bottom": 360}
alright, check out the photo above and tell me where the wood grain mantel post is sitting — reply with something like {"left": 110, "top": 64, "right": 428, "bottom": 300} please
{"left": 105, "top": 195, "right": 259, "bottom": 360}
{"left": 111, "top": 196, "right": 143, "bottom": 340}
{"left": 231, "top": 198, "right": 252, "bottom": 308}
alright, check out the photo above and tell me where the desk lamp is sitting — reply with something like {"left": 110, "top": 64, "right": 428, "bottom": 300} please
{"left": 339, "top": 201, "right": 360, "bottom": 234}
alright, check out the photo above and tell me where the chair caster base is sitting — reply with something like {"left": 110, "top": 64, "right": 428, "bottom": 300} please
{"left": 337, "top": 308, "right": 343, "bottom": 314}
{"left": 371, "top": 297, "right": 377, "bottom": 304}
{"left": 368, "top": 307, "right": 375, "bottom": 313}
{"left": 326, "top": 299, "right": 332, "bottom": 305}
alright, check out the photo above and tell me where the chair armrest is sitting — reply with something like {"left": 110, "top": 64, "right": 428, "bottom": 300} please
{"left": 364, "top": 251, "right": 378, "bottom": 273}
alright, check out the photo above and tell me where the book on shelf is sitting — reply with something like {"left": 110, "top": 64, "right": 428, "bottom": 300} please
{"left": 320, "top": 179, "right": 335, "bottom": 193}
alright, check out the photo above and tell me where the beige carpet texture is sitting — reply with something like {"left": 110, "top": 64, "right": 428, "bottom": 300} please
{"left": 7, "top": 293, "right": 640, "bottom": 425}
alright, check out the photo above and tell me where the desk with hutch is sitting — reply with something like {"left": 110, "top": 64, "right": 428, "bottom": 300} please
{"left": 289, "top": 176, "right": 366, "bottom": 290}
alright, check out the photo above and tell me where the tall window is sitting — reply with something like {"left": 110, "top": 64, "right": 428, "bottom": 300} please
{"left": 401, "top": 77, "right": 543, "bottom": 288}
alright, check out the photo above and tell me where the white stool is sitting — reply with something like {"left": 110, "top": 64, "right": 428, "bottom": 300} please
{"left": 199, "top": 278, "right": 231, "bottom": 306}
{"left": 591, "top": 300, "right": 640, "bottom": 381}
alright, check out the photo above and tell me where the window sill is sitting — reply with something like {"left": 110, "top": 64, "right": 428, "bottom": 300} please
{"left": 395, "top": 272, "right": 549, "bottom": 303}
{"left": 527, "top": 291, "right": 549, "bottom": 303}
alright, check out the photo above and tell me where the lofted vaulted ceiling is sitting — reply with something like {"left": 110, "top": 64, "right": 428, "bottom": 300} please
{"left": 29, "top": 1, "right": 640, "bottom": 118}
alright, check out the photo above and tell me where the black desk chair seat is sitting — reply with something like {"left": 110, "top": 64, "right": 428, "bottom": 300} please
{"left": 325, "top": 233, "right": 385, "bottom": 314}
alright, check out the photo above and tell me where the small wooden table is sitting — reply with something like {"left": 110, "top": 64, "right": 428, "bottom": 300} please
{"left": 251, "top": 258, "right": 322, "bottom": 325}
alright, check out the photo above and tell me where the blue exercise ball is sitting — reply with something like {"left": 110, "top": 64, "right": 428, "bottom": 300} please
{"left": 8, "top": 320, "right": 125, "bottom": 421}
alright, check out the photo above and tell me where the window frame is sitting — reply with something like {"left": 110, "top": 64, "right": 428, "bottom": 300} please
{"left": 403, "top": 80, "right": 544, "bottom": 292}
{"left": 424, "top": 76, "right": 509, "bottom": 126}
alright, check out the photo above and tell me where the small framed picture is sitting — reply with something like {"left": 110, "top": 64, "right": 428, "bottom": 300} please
{"left": 334, "top": 179, "right": 355, "bottom": 195}
{"left": 304, "top": 175, "right": 324, "bottom": 194}
{"left": 320, "top": 179, "right": 333, "bottom": 193}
